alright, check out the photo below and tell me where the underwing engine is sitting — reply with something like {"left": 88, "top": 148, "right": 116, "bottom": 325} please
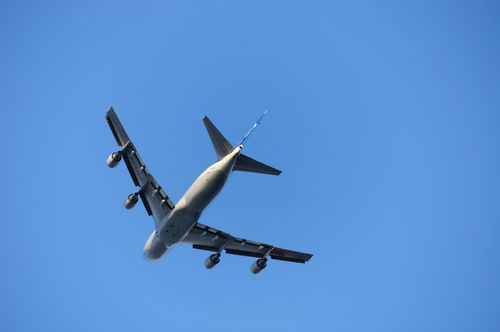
{"left": 124, "top": 193, "right": 138, "bottom": 209}
{"left": 250, "top": 258, "right": 267, "bottom": 274}
{"left": 204, "top": 254, "right": 221, "bottom": 269}
{"left": 106, "top": 151, "right": 122, "bottom": 168}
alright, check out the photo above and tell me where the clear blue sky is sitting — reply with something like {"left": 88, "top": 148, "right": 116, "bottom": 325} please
{"left": 1, "top": 1, "right": 499, "bottom": 331}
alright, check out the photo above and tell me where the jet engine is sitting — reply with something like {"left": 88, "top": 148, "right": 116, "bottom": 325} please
{"left": 124, "top": 193, "right": 138, "bottom": 209}
{"left": 204, "top": 253, "right": 221, "bottom": 269}
{"left": 107, "top": 151, "right": 122, "bottom": 168}
{"left": 250, "top": 258, "right": 267, "bottom": 274}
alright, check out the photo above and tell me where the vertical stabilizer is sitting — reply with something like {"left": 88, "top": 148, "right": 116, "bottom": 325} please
{"left": 203, "top": 116, "right": 234, "bottom": 160}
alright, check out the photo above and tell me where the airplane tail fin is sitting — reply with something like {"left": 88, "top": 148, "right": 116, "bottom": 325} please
{"left": 202, "top": 113, "right": 281, "bottom": 175}
{"left": 203, "top": 116, "right": 234, "bottom": 160}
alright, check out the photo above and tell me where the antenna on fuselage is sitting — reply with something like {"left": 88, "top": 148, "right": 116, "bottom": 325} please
{"left": 238, "top": 110, "right": 268, "bottom": 147}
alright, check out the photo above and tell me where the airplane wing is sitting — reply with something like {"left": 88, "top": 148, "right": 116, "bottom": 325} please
{"left": 182, "top": 222, "right": 313, "bottom": 263}
{"left": 105, "top": 107, "right": 175, "bottom": 227}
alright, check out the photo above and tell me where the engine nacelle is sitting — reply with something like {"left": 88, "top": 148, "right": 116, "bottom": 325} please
{"left": 107, "top": 151, "right": 122, "bottom": 168}
{"left": 124, "top": 193, "right": 138, "bottom": 209}
{"left": 204, "top": 253, "right": 221, "bottom": 269}
{"left": 251, "top": 258, "right": 267, "bottom": 274}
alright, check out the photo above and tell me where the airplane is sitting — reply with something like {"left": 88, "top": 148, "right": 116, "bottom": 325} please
{"left": 105, "top": 108, "right": 313, "bottom": 273}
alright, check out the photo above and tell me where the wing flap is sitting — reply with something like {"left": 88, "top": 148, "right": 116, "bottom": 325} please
{"left": 225, "top": 248, "right": 264, "bottom": 258}
{"left": 192, "top": 244, "right": 219, "bottom": 252}
{"left": 139, "top": 192, "right": 153, "bottom": 216}
{"left": 138, "top": 177, "right": 175, "bottom": 224}
{"left": 121, "top": 141, "right": 148, "bottom": 186}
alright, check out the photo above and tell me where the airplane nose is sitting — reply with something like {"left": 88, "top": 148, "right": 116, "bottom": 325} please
{"left": 143, "top": 250, "right": 159, "bottom": 261}
{"left": 143, "top": 251, "right": 154, "bottom": 261}
{"left": 143, "top": 244, "right": 169, "bottom": 261}
{"left": 143, "top": 230, "right": 169, "bottom": 261}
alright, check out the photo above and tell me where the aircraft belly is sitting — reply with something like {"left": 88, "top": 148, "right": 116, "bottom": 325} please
{"left": 184, "top": 170, "right": 227, "bottom": 212}
{"left": 157, "top": 171, "right": 227, "bottom": 247}
{"left": 159, "top": 207, "right": 199, "bottom": 247}
{"left": 152, "top": 154, "right": 234, "bottom": 249}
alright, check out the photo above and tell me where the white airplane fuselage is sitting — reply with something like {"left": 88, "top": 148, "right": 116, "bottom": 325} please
{"left": 143, "top": 146, "right": 242, "bottom": 260}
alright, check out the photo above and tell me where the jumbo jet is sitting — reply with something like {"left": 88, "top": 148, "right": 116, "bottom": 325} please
{"left": 105, "top": 108, "right": 312, "bottom": 273}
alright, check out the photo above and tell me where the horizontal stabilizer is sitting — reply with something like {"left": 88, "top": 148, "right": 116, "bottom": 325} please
{"left": 203, "top": 116, "right": 234, "bottom": 160}
{"left": 234, "top": 154, "right": 281, "bottom": 176}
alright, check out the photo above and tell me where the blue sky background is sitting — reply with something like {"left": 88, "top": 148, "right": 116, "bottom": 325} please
{"left": 1, "top": 1, "right": 499, "bottom": 331}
